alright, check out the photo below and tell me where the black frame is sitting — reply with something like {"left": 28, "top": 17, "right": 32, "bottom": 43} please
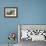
{"left": 4, "top": 7, "right": 18, "bottom": 18}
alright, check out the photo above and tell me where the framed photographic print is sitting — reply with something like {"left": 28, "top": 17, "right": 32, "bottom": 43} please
{"left": 4, "top": 7, "right": 18, "bottom": 18}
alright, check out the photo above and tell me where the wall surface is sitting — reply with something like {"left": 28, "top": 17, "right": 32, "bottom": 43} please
{"left": 0, "top": 0, "right": 46, "bottom": 45}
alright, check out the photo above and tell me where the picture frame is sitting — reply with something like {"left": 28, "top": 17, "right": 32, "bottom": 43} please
{"left": 18, "top": 24, "right": 46, "bottom": 42}
{"left": 4, "top": 7, "right": 18, "bottom": 18}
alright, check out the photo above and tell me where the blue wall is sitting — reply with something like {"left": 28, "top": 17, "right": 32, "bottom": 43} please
{"left": 0, "top": 0, "right": 46, "bottom": 44}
